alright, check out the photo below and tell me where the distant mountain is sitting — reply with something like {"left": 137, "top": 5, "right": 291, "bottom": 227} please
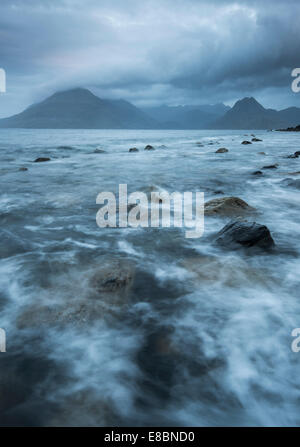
{"left": 0, "top": 88, "right": 157, "bottom": 129}
{"left": 142, "top": 103, "right": 230, "bottom": 129}
{"left": 211, "top": 97, "right": 300, "bottom": 129}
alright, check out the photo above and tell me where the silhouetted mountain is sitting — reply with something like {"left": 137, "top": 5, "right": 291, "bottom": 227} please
{"left": 211, "top": 97, "right": 300, "bottom": 129}
{"left": 0, "top": 88, "right": 157, "bottom": 129}
{"left": 142, "top": 103, "right": 230, "bottom": 129}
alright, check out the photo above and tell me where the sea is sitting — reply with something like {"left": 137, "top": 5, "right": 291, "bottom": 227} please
{"left": 0, "top": 128, "right": 300, "bottom": 426}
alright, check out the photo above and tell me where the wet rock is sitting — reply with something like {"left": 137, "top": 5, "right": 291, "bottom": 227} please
{"left": 19, "top": 167, "right": 28, "bottom": 171}
{"left": 287, "top": 154, "right": 298, "bottom": 159}
{"left": 144, "top": 145, "right": 155, "bottom": 150}
{"left": 90, "top": 259, "right": 135, "bottom": 295}
{"left": 280, "top": 178, "right": 300, "bottom": 189}
{"left": 262, "top": 164, "right": 278, "bottom": 169}
{"left": 252, "top": 138, "right": 262, "bottom": 142}
{"left": 241, "top": 141, "right": 252, "bottom": 145}
{"left": 57, "top": 145, "right": 73, "bottom": 150}
{"left": 258, "top": 152, "right": 266, "bottom": 155}
{"left": 252, "top": 170, "right": 263, "bottom": 176}
{"left": 34, "top": 157, "right": 51, "bottom": 163}
{"left": 205, "top": 196, "right": 256, "bottom": 216}
{"left": 215, "top": 220, "right": 275, "bottom": 250}
{"left": 215, "top": 148, "right": 228, "bottom": 153}
{"left": 129, "top": 147, "right": 139, "bottom": 152}
{"left": 295, "top": 151, "right": 300, "bottom": 156}
{"left": 94, "top": 149, "right": 106, "bottom": 153}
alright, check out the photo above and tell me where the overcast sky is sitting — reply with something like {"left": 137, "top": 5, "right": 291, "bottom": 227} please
{"left": 0, "top": 0, "right": 299, "bottom": 117}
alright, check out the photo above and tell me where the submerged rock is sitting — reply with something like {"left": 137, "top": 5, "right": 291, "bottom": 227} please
{"left": 18, "top": 167, "right": 28, "bottom": 171}
{"left": 34, "top": 157, "right": 51, "bottom": 163}
{"left": 129, "top": 147, "right": 139, "bottom": 152}
{"left": 252, "top": 170, "right": 263, "bottom": 176}
{"left": 252, "top": 138, "right": 262, "bottom": 142}
{"left": 57, "top": 145, "right": 73, "bottom": 150}
{"left": 94, "top": 148, "right": 106, "bottom": 153}
{"left": 258, "top": 152, "right": 266, "bottom": 155}
{"left": 241, "top": 140, "right": 252, "bottom": 145}
{"left": 280, "top": 178, "right": 300, "bottom": 189}
{"left": 205, "top": 197, "right": 256, "bottom": 216}
{"left": 215, "top": 148, "right": 228, "bottom": 153}
{"left": 215, "top": 220, "right": 275, "bottom": 249}
{"left": 144, "top": 145, "right": 155, "bottom": 150}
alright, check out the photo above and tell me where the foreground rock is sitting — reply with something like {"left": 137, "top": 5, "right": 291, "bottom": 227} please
{"left": 34, "top": 157, "right": 51, "bottom": 163}
{"left": 129, "top": 147, "right": 139, "bottom": 152}
{"left": 205, "top": 197, "right": 256, "bottom": 216}
{"left": 215, "top": 148, "right": 228, "bottom": 153}
{"left": 17, "top": 258, "right": 136, "bottom": 329}
{"left": 215, "top": 220, "right": 275, "bottom": 250}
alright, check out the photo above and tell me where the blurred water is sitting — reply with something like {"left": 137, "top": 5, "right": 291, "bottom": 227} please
{"left": 0, "top": 128, "right": 300, "bottom": 426}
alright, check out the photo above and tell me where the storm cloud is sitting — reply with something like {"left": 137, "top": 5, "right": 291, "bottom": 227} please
{"left": 0, "top": 0, "right": 300, "bottom": 117}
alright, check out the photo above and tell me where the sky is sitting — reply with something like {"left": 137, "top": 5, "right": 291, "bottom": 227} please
{"left": 0, "top": 0, "right": 300, "bottom": 117}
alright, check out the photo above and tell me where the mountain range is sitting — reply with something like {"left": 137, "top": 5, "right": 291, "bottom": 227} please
{"left": 0, "top": 88, "right": 300, "bottom": 130}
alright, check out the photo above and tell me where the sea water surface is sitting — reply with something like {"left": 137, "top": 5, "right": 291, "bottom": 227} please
{"left": 0, "top": 128, "right": 300, "bottom": 426}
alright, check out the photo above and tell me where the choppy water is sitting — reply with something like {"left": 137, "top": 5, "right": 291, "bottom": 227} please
{"left": 0, "top": 128, "right": 300, "bottom": 426}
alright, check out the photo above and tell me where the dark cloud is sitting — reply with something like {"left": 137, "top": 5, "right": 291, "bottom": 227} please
{"left": 0, "top": 0, "right": 299, "bottom": 117}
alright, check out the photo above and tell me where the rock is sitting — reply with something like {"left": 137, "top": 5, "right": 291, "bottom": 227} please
{"left": 90, "top": 259, "right": 135, "bottom": 295}
{"left": 196, "top": 142, "right": 204, "bottom": 146}
{"left": 276, "top": 125, "right": 300, "bottom": 132}
{"left": 252, "top": 138, "right": 262, "bottom": 142}
{"left": 57, "top": 145, "right": 73, "bottom": 150}
{"left": 215, "top": 220, "right": 275, "bottom": 249}
{"left": 204, "top": 197, "right": 256, "bottom": 216}
{"left": 19, "top": 167, "right": 28, "bottom": 171}
{"left": 215, "top": 148, "right": 228, "bottom": 153}
{"left": 287, "top": 154, "right": 298, "bottom": 159}
{"left": 242, "top": 141, "right": 252, "bottom": 145}
{"left": 262, "top": 164, "right": 278, "bottom": 169}
{"left": 280, "top": 178, "right": 300, "bottom": 189}
{"left": 295, "top": 151, "right": 300, "bottom": 156}
{"left": 252, "top": 171, "right": 263, "bottom": 176}
{"left": 258, "top": 152, "right": 266, "bottom": 155}
{"left": 94, "top": 149, "right": 106, "bottom": 153}
{"left": 144, "top": 145, "right": 155, "bottom": 150}
{"left": 129, "top": 147, "right": 139, "bottom": 152}
{"left": 34, "top": 157, "right": 50, "bottom": 163}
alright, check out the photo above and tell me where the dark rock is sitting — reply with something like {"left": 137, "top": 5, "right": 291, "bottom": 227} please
{"left": 34, "top": 157, "right": 50, "bottom": 163}
{"left": 94, "top": 148, "right": 106, "bottom": 153}
{"left": 262, "top": 164, "right": 278, "bottom": 169}
{"left": 252, "top": 138, "right": 262, "bottom": 142}
{"left": 57, "top": 145, "right": 73, "bottom": 150}
{"left": 258, "top": 152, "right": 266, "bottom": 155}
{"left": 295, "top": 151, "right": 300, "bottom": 156}
{"left": 129, "top": 147, "right": 139, "bottom": 152}
{"left": 287, "top": 154, "right": 298, "bottom": 159}
{"left": 19, "top": 167, "right": 28, "bottom": 171}
{"left": 144, "top": 145, "right": 155, "bottom": 150}
{"left": 242, "top": 141, "right": 252, "bottom": 145}
{"left": 252, "top": 170, "right": 263, "bottom": 175}
{"left": 215, "top": 220, "right": 275, "bottom": 250}
{"left": 215, "top": 147, "right": 228, "bottom": 153}
{"left": 276, "top": 125, "right": 300, "bottom": 132}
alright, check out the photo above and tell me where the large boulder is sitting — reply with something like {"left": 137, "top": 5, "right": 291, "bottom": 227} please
{"left": 204, "top": 197, "right": 255, "bottom": 216}
{"left": 215, "top": 220, "right": 275, "bottom": 249}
